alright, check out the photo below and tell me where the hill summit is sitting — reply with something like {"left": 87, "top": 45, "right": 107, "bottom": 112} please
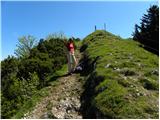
{"left": 80, "top": 30, "right": 159, "bottom": 118}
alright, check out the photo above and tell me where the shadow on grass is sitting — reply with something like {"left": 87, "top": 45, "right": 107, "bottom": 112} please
{"left": 80, "top": 72, "right": 105, "bottom": 118}
{"left": 46, "top": 73, "right": 70, "bottom": 86}
{"left": 139, "top": 44, "right": 159, "bottom": 56}
{"left": 49, "top": 74, "right": 70, "bottom": 81}
{"left": 78, "top": 52, "right": 107, "bottom": 118}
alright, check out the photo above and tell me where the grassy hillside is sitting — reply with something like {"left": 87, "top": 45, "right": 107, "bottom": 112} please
{"left": 81, "top": 30, "right": 159, "bottom": 118}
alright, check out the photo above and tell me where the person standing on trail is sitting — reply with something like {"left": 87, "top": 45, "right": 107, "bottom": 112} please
{"left": 64, "top": 38, "right": 78, "bottom": 74}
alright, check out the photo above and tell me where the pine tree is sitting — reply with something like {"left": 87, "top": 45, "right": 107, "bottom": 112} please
{"left": 133, "top": 5, "right": 159, "bottom": 54}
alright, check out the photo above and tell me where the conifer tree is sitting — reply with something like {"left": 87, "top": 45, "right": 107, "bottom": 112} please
{"left": 133, "top": 5, "right": 159, "bottom": 54}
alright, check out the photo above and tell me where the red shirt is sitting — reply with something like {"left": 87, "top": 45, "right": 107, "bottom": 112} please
{"left": 67, "top": 42, "right": 74, "bottom": 53}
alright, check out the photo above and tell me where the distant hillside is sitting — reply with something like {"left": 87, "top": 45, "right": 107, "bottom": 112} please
{"left": 80, "top": 30, "right": 159, "bottom": 118}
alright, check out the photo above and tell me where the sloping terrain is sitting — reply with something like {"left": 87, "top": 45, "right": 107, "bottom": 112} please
{"left": 14, "top": 30, "right": 158, "bottom": 119}
{"left": 80, "top": 30, "right": 159, "bottom": 119}
{"left": 20, "top": 49, "right": 84, "bottom": 119}
{"left": 23, "top": 74, "right": 83, "bottom": 119}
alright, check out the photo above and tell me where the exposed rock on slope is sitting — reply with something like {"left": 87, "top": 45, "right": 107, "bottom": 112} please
{"left": 23, "top": 74, "right": 83, "bottom": 119}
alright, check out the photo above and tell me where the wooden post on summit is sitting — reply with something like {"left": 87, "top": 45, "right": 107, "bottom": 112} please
{"left": 95, "top": 25, "right": 97, "bottom": 31}
{"left": 104, "top": 23, "right": 106, "bottom": 31}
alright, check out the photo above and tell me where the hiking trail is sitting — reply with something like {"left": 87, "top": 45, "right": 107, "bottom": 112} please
{"left": 23, "top": 51, "right": 84, "bottom": 119}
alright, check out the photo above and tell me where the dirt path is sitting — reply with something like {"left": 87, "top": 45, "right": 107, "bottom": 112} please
{"left": 23, "top": 50, "right": 83, "bottom": 119}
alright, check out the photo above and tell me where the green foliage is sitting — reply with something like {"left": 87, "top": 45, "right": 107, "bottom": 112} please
{"left": 12, "top": 64, "right": 67, "bottom": 119}
{"left": 1, "top": 55, "right": 19, "bottom": 78}
{"left": 1, "top": 72, "right": 39, "bottom": 118}
{"left": 46, "top": 31, "right": 67, "bottom": 40}
{"left": 12, "top": 86, "right": 50, "bottom": 119}
{"left": 14, "top": 35, "right": 37, "bottom": 58}
{"left": 133, "top": 5, "right": 159, "bottom": 54}
{"left": 1, "top": 33, "right": 67, "bottom": 118}
{"left": 1, "top": 56, "right": 19, "bottom": 99}
{"left": 17, "top": 37, "right": 67, "bottom": 88}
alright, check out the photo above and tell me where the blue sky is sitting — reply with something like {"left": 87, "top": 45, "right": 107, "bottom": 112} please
{"left": 1, "top": 1, "right": 158, "bottom": 60}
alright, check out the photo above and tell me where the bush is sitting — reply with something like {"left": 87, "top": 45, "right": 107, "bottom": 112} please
{"left": 1, "top": 72, "right": 39, "bottom": 118}
{"left": 2, "top": 34, "right": 67, "bottom": 118}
